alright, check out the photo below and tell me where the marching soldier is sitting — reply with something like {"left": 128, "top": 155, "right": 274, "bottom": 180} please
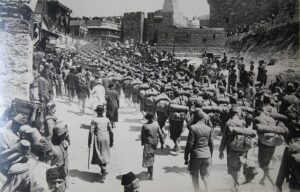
{"left": 219, "top": 107, "right": 252, "bottom": 192}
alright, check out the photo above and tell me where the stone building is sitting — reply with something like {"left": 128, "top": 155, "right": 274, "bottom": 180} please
{"left": 0, "top": 1, "right": 35, "bottom": 111}
{"left": 122, "top": 12, "right": 145, "bottom": 44}
{"left": 208, "top": 0, "right": 299, "bottom": 32}
{"left": 156, "top": 27, "right": 225, "bottom": 54}
{"left": 34, "top": 0, "right": 73, "bottom": 51}
{"left": 145, "top": 0, "right": 189, "bottom": 44}
{"left": 143, "top": 0, "right": 225, "bottom": 54}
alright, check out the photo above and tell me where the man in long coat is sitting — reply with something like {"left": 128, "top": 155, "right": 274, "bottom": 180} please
{"left": 105, "top": 83, "right": 120, "bottom": 128}
{"left": 141, "top": 113, "right": 164, "bottom": 180}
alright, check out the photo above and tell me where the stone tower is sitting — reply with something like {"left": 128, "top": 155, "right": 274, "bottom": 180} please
{"left": 162, "top": 0, "right": 181, "bottom": 13}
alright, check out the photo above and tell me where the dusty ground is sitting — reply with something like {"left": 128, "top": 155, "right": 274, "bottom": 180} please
{"left": 54, "top": 93, "right": 289, "bottom": 192}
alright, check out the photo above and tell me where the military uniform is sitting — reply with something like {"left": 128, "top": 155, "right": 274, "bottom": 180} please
{"left": 219, "top": 115, "right": 247, "bottom": 175}
{"left": 276, "top": 138, "right": 300, "bottom": 191}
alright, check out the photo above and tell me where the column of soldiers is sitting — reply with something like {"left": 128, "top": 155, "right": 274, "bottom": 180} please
{"left": 102, "top": 44, "right": 299, "bottom": 192}
{"left": 63, "top": 43, "right": 299, "bottom": 192}
{"left": 1, "top": 42, "right": 299, "bottom": 192}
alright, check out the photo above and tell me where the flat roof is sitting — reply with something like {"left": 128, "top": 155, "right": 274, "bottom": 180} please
{"left": 87, "top": 26, "right": 121, "bottom": 31}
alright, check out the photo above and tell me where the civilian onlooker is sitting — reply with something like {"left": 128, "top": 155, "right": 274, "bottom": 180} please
{"left": 121, "top": 172, "right": 140, "bottom": 192}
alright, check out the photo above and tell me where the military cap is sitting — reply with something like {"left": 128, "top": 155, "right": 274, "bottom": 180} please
{"left": 46, "top": 165, "right": 66, "bottom": 182}
{"left": 121, "top": 172, "right": 138, "bottom": 186}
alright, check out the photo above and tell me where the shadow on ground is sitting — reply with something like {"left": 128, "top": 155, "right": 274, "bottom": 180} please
{"left": 162, "top": 166, "right": 188, "bottom": 175}
{"left": 156, "top": 145, "right": 178, "bottom": 156}
{"left": 66, "top": 110, "right": 94, "bottom": 117}
{"left": 211, "top": 163, "right": 227, "bottom": 171}
{"left": 129, "top": 125, "right": 141, "bottom": 132}
{"left": 80, "top": 124, "right": 91, "bottom": 130}
{"left": 69, "top": 169, "right": 104, "bottom": 183}
{"left": 124, "top": 118, "right": 141, "bottom": 123}
{"left": 116, "top": 171, "right": 150, "bottom": 182}
{"left": 56, "top": 100, "right": 71, "bottom": 105}
{"left": 119, "top": 110, "right": 134, "bottom": 115}
{"left": 66, "top": 110, "right": 81, "bottom": 116}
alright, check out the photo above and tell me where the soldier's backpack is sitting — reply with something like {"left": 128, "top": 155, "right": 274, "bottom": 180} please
{"left": 169, "top": 112, "right": 187, "bottom": 122}
{"left": 156, "top": 99, "right": 170, "bottom": 114}
{"left": 169, "top": 104, "right": 189, "bottom": 113}
{"left": 256, "top": 124, "right": 288, "bottom": 147}
{"left": 131, "top": 82, "right": 141, "bottom": 93}
{"left": 124, "top": 80, "right": 132, "bottom": 89}
{"left": 78, "top": 73, "right": 87, "bottom": 85}
{"left": 259, "top": 133, "right": 284, "bottom": 147}
{"left": 229, "top": 127, "right": 255, "bottom": 152}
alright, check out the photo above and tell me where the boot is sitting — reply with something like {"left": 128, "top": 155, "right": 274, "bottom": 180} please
{"left": 148, "top": 166, "right": 153, "bottom": 180}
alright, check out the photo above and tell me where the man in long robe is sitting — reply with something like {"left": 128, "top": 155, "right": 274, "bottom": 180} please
{"left": 105, "top": 83, "right": 119, "bottom": 128}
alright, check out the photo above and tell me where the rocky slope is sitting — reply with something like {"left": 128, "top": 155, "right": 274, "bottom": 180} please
{"left": 225, "top": 21, "right": 300, "bottom": 82}
{"left": 226, "top": 22, "right": 299, "bottom": 68}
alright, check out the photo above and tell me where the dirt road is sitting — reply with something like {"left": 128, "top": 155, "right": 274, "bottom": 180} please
{"left": 55, "top": 94, "right": 288, "bottom": 192}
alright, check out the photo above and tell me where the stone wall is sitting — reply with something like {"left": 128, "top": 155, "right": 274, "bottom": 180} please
{"left": 0, "top": 17, "right": 33, "bottom": 110}
{"left": 156, "top": 27, "right": 225, "bottom": 53}
{"left": 122, "top": 12, "right": 145, "bottom": 44}
{"left": 208, "top": 0, "right": 299, "bottom": 32}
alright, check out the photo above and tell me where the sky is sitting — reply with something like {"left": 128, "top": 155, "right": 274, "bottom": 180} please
{"left": 59, "top": 0, "right": 210, "bottom": 19}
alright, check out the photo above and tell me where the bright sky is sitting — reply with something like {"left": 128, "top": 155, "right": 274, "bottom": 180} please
{"left": 60, "top": 0, "right": 210, "bottom": 19}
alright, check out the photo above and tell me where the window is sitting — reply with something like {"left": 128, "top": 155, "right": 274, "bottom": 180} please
{"left": 176, "top": 39, "right": 179, "bottom": 43}
{"left": 165, "top": 33, "right": 168, "bottom": 38}
{"left": 213, "top": 34, "right": 216, "bottom": 40}
{"left": 186, "top": 34, "right": 189, "bottom": 38}
{"left": 255, "top": 0, "right": 259, "bottom": 5}
{"left": 203, "top": 38, "right": 207, "bottom": 43}
{"left": 225, "top": 17, "right": 230, "bottom": 23}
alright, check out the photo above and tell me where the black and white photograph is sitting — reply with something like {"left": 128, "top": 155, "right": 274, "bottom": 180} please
{"left": 0, "top": 0, "right": 299, "bottom": 191}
